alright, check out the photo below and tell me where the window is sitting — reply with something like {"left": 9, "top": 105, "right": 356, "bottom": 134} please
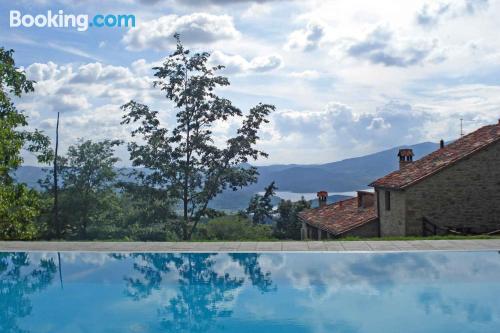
{"left": 385, "top": 191, "right": 391, "bottom": 211}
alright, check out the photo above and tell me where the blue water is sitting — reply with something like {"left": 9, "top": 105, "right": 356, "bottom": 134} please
{"left": 1, "top": 251, "right": 500, "bottom": 333}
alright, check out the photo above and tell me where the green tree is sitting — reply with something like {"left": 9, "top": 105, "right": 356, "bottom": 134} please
{"left": 118, "top": 177, "right": 178, "bottom": 240}
{"left": 274, "top": 196, "right": 311, "bottom": 239}
{"left": 121, "top": 34, "right": 274, "bottom": 240}
{"left": 246, "top": 181, "right": 277, "bottom": 224}
{"left": 0, "top": 47, "right": 52, "bottom": 240}
{"left": 42, "top": 139, "right": 122, "bottom": 238}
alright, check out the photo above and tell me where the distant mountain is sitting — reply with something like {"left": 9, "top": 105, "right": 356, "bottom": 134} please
{"left": 12, "top": 165, "right": 46, "bottom": 189}
{"left": 252, "top": 141, "right": 439, "bottom": 192}
{"left": 13, "top": 141, "right": 439, "bottom": 211}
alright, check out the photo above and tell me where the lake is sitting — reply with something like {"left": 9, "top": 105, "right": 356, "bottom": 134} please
{"left": 259, "top": 190, "right": 371, "bottom": 201}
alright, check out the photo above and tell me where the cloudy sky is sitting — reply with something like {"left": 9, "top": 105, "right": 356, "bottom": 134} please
{"left": 2, "top": 0, "right": 500, "bottom": 166}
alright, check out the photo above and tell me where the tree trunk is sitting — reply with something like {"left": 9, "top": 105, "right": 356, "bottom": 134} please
{"left": 82, "top": 217, "right": 88, "bottom": 239}
{"left": 183, "top": 149, "right": 190, "bottom": 240}
{"left": 183, "top": 197, "right": 188, "bottom": 240}
{"left": 53, "top": 112, "right": 60, "bottom": 238}
{"left": 81, "top": 195, "right": 89, "bottom": 239}
{"left": 182, "top": 68, "right": 191, "bottom": 241}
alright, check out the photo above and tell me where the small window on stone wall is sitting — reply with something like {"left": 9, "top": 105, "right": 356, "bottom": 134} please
{"left": 385, "top": 191, "right": 391, "bottom": 211}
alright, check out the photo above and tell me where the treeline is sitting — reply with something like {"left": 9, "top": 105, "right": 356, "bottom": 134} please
{"left": 0, "top": 36, "right": 309, "bottom": 242}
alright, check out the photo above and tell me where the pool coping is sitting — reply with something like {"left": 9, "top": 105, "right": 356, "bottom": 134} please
{"left": 1, "top": 239, "right": 500, "bottom": 252}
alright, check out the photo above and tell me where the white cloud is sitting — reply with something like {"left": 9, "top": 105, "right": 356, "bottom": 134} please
{"left": 242, "top": 3, "right": 272, "bottom": 19}
{"left": 13, "top": 0, "right": 500, "bottom": 166}
{"left": 249, "top": 54, "right": 283, "bottom": 72}
{"left": 465, "top": 0, "right": 489, "bottom": 14}
{"left": 25, "top": 61, "right": 71, "bottom": 82}
{"left": 367, "top": 117, "right": 391, "bottom": 130}
{"left": 416, "top": 2, "right": 451, "bottom": 26}
{"left": 416, "top": 0, "right": 490, "bottom": 27}
{"left": 18, "top": 60, "right": 165, "bottom": 164}
{"left": 289, "top": 70, "right": 321, "bottom": 79}
{"left": 345, "top": 26, "right": 440, "bottom": 67}
{"left": 285, "top": 21, "right": 326, "bottom": 52}
{"left": 70, "top": 62, "right": 133, "bottom": 83}
{"left": 122, "top": 13, "right": 240, "bottom": 51}
{"left": 50, "top": 94, "right": 91, "bottom": 113}
{"left": 256, "top": 93, "right": 500, "bottom": 164}
{"left": 210, "top": 51, "right": 283, "bottom": 74}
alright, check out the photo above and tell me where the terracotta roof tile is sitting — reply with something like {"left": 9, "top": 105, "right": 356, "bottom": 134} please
{"left": 370, "top": 123, "right": 500, "bottom": 189}
{"left": 298, "top": 197, "right": 377, "bottom": 236}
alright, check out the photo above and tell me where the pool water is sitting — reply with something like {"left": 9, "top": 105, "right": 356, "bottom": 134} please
{"left": 1, "top": 251, "right": 500, "bottom": 333}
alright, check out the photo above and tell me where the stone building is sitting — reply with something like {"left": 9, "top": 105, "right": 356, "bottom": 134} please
{"left": 299, "top": 120, "right": 500, "bottom": 239}
{"left": 299, "top": 191, "right": 379, "bottom": 239}
{"left": 371, "top": 120, "right": 500, "bottom": 236}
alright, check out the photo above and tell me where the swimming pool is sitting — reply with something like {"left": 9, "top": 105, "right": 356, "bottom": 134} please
{"left": 1, "top": 251, "right": 499, "bottom": 333}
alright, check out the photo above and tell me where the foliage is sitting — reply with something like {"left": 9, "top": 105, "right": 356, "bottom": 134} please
{"left": 40, "top": 139, "right": 122, "bottom": 238}
{"left": 0, "top": 184, "right": 43, "bottom": 240}
{"left": 246, "top": 181, "right": 277, "bottom": 224}
{"left": 0, "top": 47, "right": 52, "bottom": 240}
{"left": 0, "top": 47, "right": 52, "bottom": 182}
{"left": 274, "top": 196, "right": 311, "bottom": 239}
{"left": 194, "top": 215, "right": 274, "bottom": 240}
{"left": 121, "top": 34, "right": 274, "bottom": 239}
{"left": 117, "top": 177, "right": 178, "bottom": 238}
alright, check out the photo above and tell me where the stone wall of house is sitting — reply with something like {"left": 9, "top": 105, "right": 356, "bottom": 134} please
{"left": 341, "top": 219, "right": 379, "bottom": 238}
{"left": 378, "top": 189, "right": 406, "bottom": 236}
{"left": 405, "top": 141, "right": 500, "bottom": 235}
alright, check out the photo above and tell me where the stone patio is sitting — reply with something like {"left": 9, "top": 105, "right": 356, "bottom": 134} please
{"left": 1, "top": 239, "right": 500, "bottom": 252}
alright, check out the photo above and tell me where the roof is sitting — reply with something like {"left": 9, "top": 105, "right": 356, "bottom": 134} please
{"left": 298, "top": 197, "right": 378, "bottom": 236}
{"left": 370, "top": 122, "right": 500, "bottom": 189}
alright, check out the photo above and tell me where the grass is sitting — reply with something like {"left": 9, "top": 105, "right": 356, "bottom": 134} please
{"left": 16, "top": 232, "right": 500, "bottom": 243}
{"left": 84, "top": 235, "right": 500, "bottom": 242}
{"left": 337, "top": 235, "right": 500, "bottom": 241}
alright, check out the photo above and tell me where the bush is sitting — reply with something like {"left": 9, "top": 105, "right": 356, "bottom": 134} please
{"left": 82, "top": 223, "right": 180, "bottom": 241}
{"left": 194, "top": 215, "right": 274, "bottom": 241}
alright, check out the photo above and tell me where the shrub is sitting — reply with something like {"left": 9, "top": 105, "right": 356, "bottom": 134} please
{"left": 194, "top": 215, "right": 274, "bottom": 241}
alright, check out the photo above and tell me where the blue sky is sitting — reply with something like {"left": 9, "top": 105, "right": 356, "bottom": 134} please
{"left": 2, "top": 0, "right": 500, "bottom": 165}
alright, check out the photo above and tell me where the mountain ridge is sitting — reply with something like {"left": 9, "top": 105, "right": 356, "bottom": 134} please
{"left": 13, "top": 141, "right": 440, "bottom": 210}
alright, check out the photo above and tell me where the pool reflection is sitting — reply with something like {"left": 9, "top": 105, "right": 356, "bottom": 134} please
{"left": 0, "top": 253, "right": 57, "bottom": 333}
{"left": 0, "top": 251, "right": 499, "bottom": 333}
{"left": 116, "top": 253, "right": 275, "bottom": 332}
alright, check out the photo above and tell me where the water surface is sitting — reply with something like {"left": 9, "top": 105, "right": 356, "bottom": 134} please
{"left": 1, "top": 251, "right": 500, "bottom": 333}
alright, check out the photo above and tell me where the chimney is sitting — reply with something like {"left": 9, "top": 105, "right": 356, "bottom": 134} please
{"left": 440, "top": 139, "right": 445, "bottom": 149}
{"left": 317, "top": 191, "right": 328, "bottom": 208}
{"left": 357, "top": 191, "right": 374, "bottom": 208}
{"left": 398, "top": 149, "right": 414, "bottom": 169}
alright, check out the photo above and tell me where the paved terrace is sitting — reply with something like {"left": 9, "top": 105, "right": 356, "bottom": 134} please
{"left": 1, "top": 239, "right": 500, "bottom": 252}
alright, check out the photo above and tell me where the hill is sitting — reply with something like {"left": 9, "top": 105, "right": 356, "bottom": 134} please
{"left": 253, "top": 141, "right": 438, "bottom": 192}
{"left": 13, "top": 141, "right": 439, "bottom": 210}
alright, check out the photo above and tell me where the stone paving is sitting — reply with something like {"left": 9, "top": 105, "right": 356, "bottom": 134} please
{"left": 1, "top": 239, "right": 500, "bottom": 252}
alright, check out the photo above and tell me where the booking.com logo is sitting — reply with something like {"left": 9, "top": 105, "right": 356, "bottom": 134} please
{"left": 9, "top": 10, "right": 135, "bottom": 32}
